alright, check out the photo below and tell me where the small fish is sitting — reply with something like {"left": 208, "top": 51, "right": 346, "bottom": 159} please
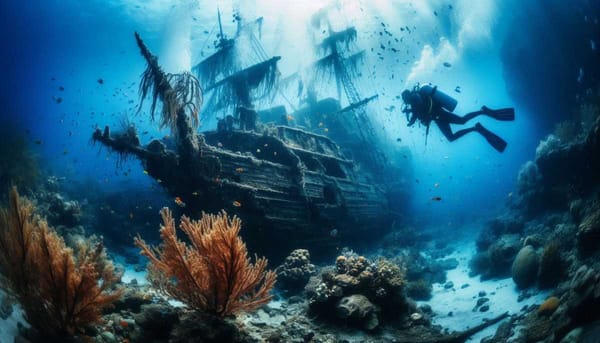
{"left": 264, "top": 143, "right": 268, "bottom": 147}
{"left": 431, "top": 196, "right": 442, "bottom": 201}
{"left": 454, "top": 86, "right": 461, "bottom": 93}
{"left": 143, "top": 170, "right": 149, "bottom": 174}
{"left": 174, "top": 197, "right": 186, "bottom": 208}
{"left": 235, "top": 167, "right": 244, "bottom": 173}
{"left": 508, "top": 192, "right": 513, "bottom": 198}
{"left": 318, "top": 122, "right": 324, "bottom": 127}
{"left": 324, "top": 128, "right": 329, "bottom": 132}
{"left": 58, "top": 86, "right": 64, "bottom": 91}
{"left": 63, "top": 150, "right": 69, "bottom": 155}
{"left": 434, "top": 183, "right": 439, "bottom": 188}
{"left": 97, "top": 78, "right": 104, "bottom": 84}
{"left": 192, "top": 191, "right": 199, "bottom": 196}
{"left": 157, "top": 179, "right": 162, "bottom": 183}
{"left": 443, "top": 62, "right": 452, "bottom": 67}
{"left": 232, "top": 200, "right": 242, "bottom": 207}
{"left": 415, "top": 179, "right": 420, "bottom": 183}
{"left": 213, "top": 177, "right": 221, "bottom": 183}
{"left": 396, "top": 137, "right": 402, "bottom": 142}
{"left": 217, "top": 142, "right": 223, "bottom": 147}
{"left": 329, "top": 229, "right": 338, "bottom": 237}
{"left": 286, "top": 115, "right": 294, "bottom": 121}
{"left": 256, "top": 148, "right": 261, "bottom": 153}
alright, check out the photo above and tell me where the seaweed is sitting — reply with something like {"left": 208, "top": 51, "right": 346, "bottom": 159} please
{"left": 135, "top": 32, "right": 203, "bottom": 133}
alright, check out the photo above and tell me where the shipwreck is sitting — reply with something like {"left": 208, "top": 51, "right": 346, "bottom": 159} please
{"left": 93, "top": 14, "right": 408, "bottom": 259}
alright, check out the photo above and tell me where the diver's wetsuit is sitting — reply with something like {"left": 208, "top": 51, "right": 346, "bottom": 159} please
{"left": 403, "top": 87, "right": 514, "bottom": 152}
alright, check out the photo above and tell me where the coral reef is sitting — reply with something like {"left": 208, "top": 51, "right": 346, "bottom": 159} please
{"left": 306, "top": 253, "right": 409, "bottom": 330}
{"left": 0, "top": 187, "right": 122, "bottom": 339}
{"left": 470, "top": 234, "right": 521, "bottom": 279}
{"left": 135, "top": 207, "right": 276, "bottom": 317}
{"left": 275, "top": 249, "right": 316, "bottom": 292}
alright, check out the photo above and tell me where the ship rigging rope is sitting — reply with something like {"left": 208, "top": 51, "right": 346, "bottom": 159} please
{"left": 196, "top": 22, "right": 219, "bottom": 63}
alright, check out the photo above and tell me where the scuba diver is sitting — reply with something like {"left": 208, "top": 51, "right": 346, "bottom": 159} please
{"left": 401, "top": 84, "right": 515, "bottom": 152}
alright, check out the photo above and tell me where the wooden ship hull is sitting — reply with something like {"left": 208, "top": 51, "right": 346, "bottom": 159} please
{"left": 93, "top": 123, "right": 392, "bottom": 259}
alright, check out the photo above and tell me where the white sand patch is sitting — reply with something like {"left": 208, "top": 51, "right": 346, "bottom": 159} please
{"left": 420, "top": 241, "right": 550, "bottom": 341}
{"left": 121, "top": 264, "right": 148, "bottom": 285}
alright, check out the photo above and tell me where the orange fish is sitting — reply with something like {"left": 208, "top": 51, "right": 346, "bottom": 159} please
{"left": 232, "top": 200, "right": 242, "bottom": 207}
{"left": 174, "top": 197, "right": 186, "bottom": 207}
{"left": 431, "top": 196, "right": 442, "bottom": 201}
{"left": 286, "top": 115, "right": 294, "bottom": 121}
{"left": 235, "top": 167, "right": 244, "bottom": 173}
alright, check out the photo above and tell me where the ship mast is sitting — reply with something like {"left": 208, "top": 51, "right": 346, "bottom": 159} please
{"left": 311, "top": 25, "right": 387, "bottom": 173}
{"left": 192, "top": 11, "right": 280, "bottom": 121}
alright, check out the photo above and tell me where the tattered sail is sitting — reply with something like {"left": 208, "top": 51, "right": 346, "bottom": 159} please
{"left": 191, "top": 13, "right": 278, "bottom": 119}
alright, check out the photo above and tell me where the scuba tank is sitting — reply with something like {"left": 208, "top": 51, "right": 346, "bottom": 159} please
{"left": 420, "top": 85, "right": 458, "bottom": 112}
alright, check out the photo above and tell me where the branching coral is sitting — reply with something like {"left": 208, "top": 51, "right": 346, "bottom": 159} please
{"left": 135, "top": 208, "right": 276, "bottom": 317}
{"left": 0, "top": 187, "right": 122, "bottom": 338}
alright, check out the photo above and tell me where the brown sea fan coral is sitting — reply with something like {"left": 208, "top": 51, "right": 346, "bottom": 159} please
{"left": 135, "top": 208, "right": 276, "bottom": 317}
{"left": 0, "top": 187, "right": 122, "bottom": 338}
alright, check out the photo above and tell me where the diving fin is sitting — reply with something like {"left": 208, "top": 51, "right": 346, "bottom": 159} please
{"left": 481, "top": 106, "right": 515, "bottom": 121}
{"left": 475, "top": 123, "right": 507, "bottom": 153}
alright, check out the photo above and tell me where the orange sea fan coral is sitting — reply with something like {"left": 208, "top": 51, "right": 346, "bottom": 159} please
{"left": 135, "top": 207, "right": 276, "bottom": 317}
{"left": 0, "top": 187, "right": 122, "bottom": 338}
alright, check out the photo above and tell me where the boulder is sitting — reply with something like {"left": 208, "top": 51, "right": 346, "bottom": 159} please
{"left": 336, "top": 294, "right": 380, "bottom": 330}
{"left": 512, "top": 245, "right": 539, "bottom": 289}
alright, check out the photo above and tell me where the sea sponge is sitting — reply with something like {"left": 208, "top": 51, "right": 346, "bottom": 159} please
{"left": 512, "top": 245, "right": 539, "bottom": 289}
{"left": 537, "top": 296, "right": 560, "bottom": 316}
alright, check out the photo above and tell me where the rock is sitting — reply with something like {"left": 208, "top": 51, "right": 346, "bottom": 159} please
{"left": 477, "top": 298, "right": 490, "bottom": 307}
{"left": 461, "top": 283, "right": 469, "bottom": 289}
{"left": 438, "top": 258, "right": 459, "bottom": 270}
{"left": 512, "top": 245, "right": 539, "bottom": 289}
{"left": 577, "top": 209, "right": 600, "bottom": 253}
{"left": 100, "top": 331, "right": 117, "bottom": 343}
{"left": 335, "top": 294, "right": 380, "bottom": 330}
{"left": 133, "top": 303, "right": 179, "bottom": 340}
{"left": 537, "top": 296, "right": 560, "bottom": 316}
{"left": 444, "top": 281, "right": 454, "bottom": 289}
{"left": 571, "top": 265, "right": 596, "bottom": 294}
{"left": 559, "top": 327, "right": 583, "bottom": 343}
{"left": 479, "top": 291, "right": 487, "bottom": 297}
{"left": 472, "top": 234, "right": 522, "bottom": 279}
{"left": 170, "top": 312, "right": 252, "bottom": 343}
{"left": 112, "top": 287, "right": 153, "bottom": 313}
{"left": 479, "top": 304, "right": 490, "bottom": 312}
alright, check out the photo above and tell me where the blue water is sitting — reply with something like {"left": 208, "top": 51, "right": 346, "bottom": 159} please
{"left": 1, "top": 0, "right": 597, "bottom": 235}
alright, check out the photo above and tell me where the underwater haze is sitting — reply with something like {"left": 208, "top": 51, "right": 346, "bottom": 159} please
{"left": 1, "top": 0, "right": 600, "bottom": 342}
